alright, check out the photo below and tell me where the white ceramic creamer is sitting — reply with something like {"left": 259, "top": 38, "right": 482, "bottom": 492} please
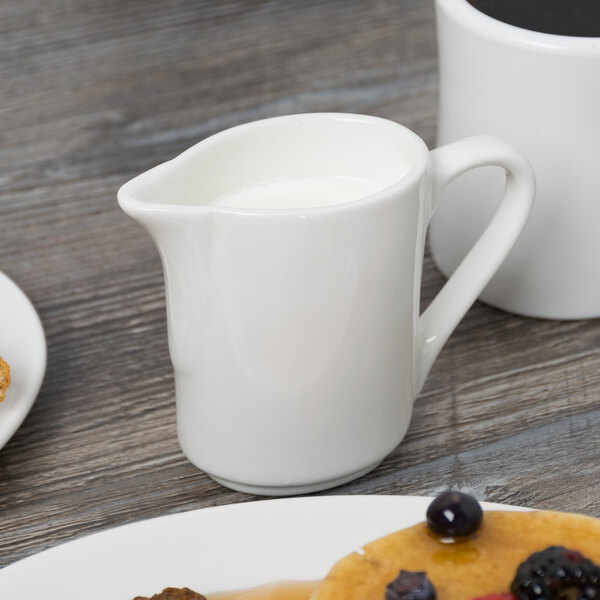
{"left": 118, "top": 113, "right": 534, "bottom": 495}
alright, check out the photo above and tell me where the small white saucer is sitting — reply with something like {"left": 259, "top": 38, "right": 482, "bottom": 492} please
{"left": 0, "top": 270, "right": 46, "bottom": 450}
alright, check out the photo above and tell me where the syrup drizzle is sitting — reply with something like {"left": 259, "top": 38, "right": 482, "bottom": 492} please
{"left": 208, "top": 580, "right": 317, "bottom": 600}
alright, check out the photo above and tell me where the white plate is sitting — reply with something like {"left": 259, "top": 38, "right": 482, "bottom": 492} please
{"left": 0, "top": 495, "right": 523, "bottom": 598}
{"left": 0, "top": 270, "right": 46, "bottom": 449}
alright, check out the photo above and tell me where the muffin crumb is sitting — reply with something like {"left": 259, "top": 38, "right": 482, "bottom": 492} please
{"left": 134, "top": 588, "right": 207, "bottom": 600}
{"left": 0, "top": 356, "right": 10, "bottom": 402}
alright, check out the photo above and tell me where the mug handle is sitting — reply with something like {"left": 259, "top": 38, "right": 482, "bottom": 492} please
{"left": 415, "top": 135, "right": 535, "bottom": 393}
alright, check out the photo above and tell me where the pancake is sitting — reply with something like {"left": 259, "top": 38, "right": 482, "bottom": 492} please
{"left": 312, "top": 509, "right": 600, "bottom": 600}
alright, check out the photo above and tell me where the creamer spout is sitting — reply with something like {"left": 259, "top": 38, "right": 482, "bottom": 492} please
{"left": 117, "top": 179, "right": 212, "bottom": 373}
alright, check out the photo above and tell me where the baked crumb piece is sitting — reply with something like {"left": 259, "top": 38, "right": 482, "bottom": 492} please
{"left": 0, "top": 355, "right": 9, "bottom": 402}
{"left": 134, "top": 588, "right": 207, "bottom": 600}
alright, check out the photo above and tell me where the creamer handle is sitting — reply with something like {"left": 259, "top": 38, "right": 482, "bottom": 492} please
{"left": 416, "top": 136, "right": 535, "bottom": 393}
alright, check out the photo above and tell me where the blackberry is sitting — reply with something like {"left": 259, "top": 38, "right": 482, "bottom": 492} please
{"left": 426, "top": 491, "right": 483, "bottom": 538}
{"left": 510, "top": 546, "right": 600, "bottom": 600}
{"left": 386, "top": 570, "right": 436, "bottom": 600}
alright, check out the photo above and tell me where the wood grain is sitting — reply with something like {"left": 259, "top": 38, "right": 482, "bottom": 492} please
{"left": 0, "top": 0, "right": 598, "bottom": 571}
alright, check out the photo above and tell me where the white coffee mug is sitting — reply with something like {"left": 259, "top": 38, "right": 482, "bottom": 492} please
{"left": 433, "top": 0, "right": 600, "bottom": 319}
{"left": 118, "top": 113, "right": 534, "bottom": 495}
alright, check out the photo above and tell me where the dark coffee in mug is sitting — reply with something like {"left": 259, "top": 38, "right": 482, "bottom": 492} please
{"left": 467, "top": 0, "right": 600, "bottom": 37}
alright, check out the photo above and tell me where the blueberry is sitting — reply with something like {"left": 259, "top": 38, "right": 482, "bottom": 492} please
{"left": 386, "top": 570, "right": 436, "bottom": 600}
{"left": 426, "top": 491, "right": 483, "bottom": 538}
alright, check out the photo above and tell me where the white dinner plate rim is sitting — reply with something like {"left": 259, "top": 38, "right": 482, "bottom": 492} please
{"left": 0, "top": 494, "right": 527, "bottom": 598}
{"left": 0, "top": 270, "right": 46, "bottom": 450}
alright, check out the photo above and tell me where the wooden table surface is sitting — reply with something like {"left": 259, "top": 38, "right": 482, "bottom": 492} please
{"left": 1, "top": 0, "right": 599, "bottom": 570}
